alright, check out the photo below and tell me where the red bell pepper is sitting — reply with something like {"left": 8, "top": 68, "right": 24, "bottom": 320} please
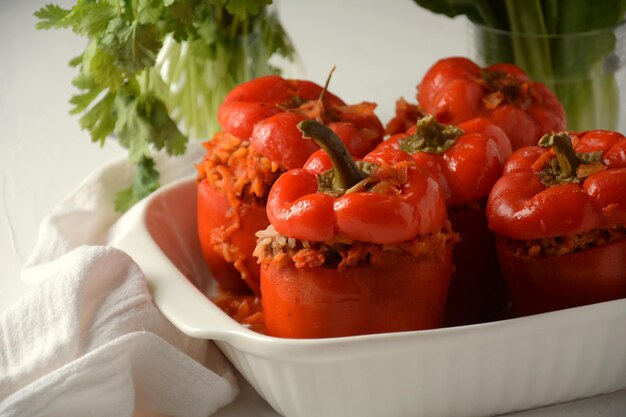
{"left": 417, "top": 57, "right": 566, "bottom": 150}
{"left": 218, "top": 74, "right": 342, "bottom": 140}
{"left": 487, "top": 130, "right": 626, "bottom": 316}
{"left": 218, "top": 73, "right": 384, "bottom": 169}
{"left": 377, "top": 115, "right": 512, "bottom": 206}
{"left": 196, "top": 132, "right": 279, "bottom": 294}
{"left": 198, "top": 73, "right": 385, "bottom": 295}
{"left": 258, "top": 120, "right": 457, "bottom": 338}
{"left": 376, "top": 115, "right": 512, "bottom": 325}
{"left": 267, "top": 123, "right": 447, "bottom": 244}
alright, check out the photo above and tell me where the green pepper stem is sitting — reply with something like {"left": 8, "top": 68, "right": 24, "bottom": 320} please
{"left": 538, "top": 132, "right": 579, "bottom": 177}
{"left": 297, "top": 119, "right": 367, "bottom": 189}
{"left": 400, "top": 115, "right": 463, "bottom": 154}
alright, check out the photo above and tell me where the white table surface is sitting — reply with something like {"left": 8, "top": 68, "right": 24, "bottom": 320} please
{"left": 2, "top": 1, "right": 626, "bottom": 416}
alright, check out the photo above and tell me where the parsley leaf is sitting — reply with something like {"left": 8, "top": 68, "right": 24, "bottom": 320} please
{"left": 113, "top": 88, "right": 153, "bottom": 163}
{"left": 146, "top": 98, "right": 187, "bottom": 156}
{"left": 77, "top": 91, "right": 116, "bottom": 145}
{"left": 70, "top": 2, "right": 116, "bottom": 36}
{"left": 113, "top": 88, "right": 186, "bottom": 162}
{"left": 100, "top": 17, "right": 162, "bottom": 74}
{"left": 34, "top": 4, "right": 72, "bottom": 29}
{"left": 114, "top": 156, "right": 160, "bottom": 212}
{"left": 225, "top": 0, "right": 271, "bottom": 20}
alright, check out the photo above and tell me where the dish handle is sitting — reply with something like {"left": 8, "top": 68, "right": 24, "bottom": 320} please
{"left": 110, "top": 201, "right": 242, "bottom": 341}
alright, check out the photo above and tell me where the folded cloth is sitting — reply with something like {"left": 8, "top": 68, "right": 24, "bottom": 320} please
{"left": 0, "top": 143, "right": 239, "bottom": 417}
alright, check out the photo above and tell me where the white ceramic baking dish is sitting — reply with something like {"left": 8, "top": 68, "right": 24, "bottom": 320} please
{"left": 111, "top": 176, "right": 626, "bottom": 417}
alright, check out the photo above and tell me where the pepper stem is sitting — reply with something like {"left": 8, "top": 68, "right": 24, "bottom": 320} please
{"left": 399, "top": 115, "right": 463, "bottom": 154}
{"left": 538, "top": 133, "right": 580, "bottom": 178}
{"left": 318, "top": 65, "right": 336, "bottom": 105}
{"left": 536, "top": 132, "right": 606, "bottom": 186}
{"left": 297, "top": 120, "right": 367, "bottom": 190}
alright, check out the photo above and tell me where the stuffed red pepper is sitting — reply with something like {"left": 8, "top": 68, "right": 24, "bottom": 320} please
{"left": 255, "top": 120, "right": 458, "bottom": 338}
{"left": 487, "top": 130, "right": 626, "bottom": 316}
{"left": 197, "top": 73, "right": 385, "bottom": 295}
{"left": 416, "top": 57, "right": 565, "bottom": 150}
{"left": 377, "top": 115, "right": 512, "bottom": 325}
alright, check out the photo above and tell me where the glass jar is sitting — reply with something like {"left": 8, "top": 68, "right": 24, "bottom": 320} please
{"left": 469, "top": 21, "right": 626, "bottom": 133}
{"left": 151, "top": 4, "right": 300, "bottom": 140}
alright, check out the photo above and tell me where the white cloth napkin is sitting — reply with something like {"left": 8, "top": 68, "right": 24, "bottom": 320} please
{"left": 0, "top": 143, "right": 240, "bottom": 417}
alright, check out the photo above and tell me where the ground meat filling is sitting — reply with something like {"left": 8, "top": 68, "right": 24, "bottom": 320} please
{"left": 196, "top": 131, "right": 282, "bottom": 205}
{"left": 254, "top": 222, "right": 459, "bottom": 270}
{"left": 503, "top": 225, "right": 626, "bottom": 257}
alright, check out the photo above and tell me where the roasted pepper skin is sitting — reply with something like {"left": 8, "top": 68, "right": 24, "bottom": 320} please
{"left": 377, "top": 117, "right": 512, "bottom": 206}
{"left": 218, "top": 74, "right": 384, "bottom": 169}
{"left": 261, "top": 250, "right": 453, "bottom": 338}
{"left": 218, "top": 75, "right": 344, "bottom": 141}
{"left": 496, "top": 237, "right": 626, "bottom": 316}
{"left": 260, "top": 123, "right": 455, "bottom": 338}
{"left": 267, "top": 149, "right": 447, "bottom": 244}
{"left": 377, "top": 116, "right": 512, "bottom": 325}
{"left": 417, "top": 57, "right": 565, "bottom": 150}
{"left": 488, "top": 130, "right": 626, "bottom": 239}
{"left": 488, "top": 130, "right": 626, "bottom": 316}
{"left": 197, "top": 180, "right": 267, "bottom": 295}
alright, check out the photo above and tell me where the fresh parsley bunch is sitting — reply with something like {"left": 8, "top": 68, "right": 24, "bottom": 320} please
{"left": 35, "top": 0, "right": 295, "bottom": 211}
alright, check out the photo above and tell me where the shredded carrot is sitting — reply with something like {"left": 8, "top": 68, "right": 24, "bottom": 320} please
{"left": 531, "top": 151, "right": 554, "bottom": 172}
{"left": 196, "top": 131, "right": 282, "bottom": 203}
{"left": 197, "top": 131, "right": 283, "bottom": 280}
{"left": 212, "top": 291, "right": 266, "bottom": 333}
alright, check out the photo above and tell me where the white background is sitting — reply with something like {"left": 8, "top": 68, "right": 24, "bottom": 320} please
{"left": 2, "top": 1, "right": 626, "bottom": 415}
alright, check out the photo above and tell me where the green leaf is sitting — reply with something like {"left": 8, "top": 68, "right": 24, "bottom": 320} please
{"left": 146, "top": 98, "right": 187, "bottom": 155}
{"left": 556, "top": 0, "right": 626, "bottom": 33}
{"left": 34, "top": 4, "right": 71, "bottom": 30}
{"left": 113, "top": 88, "right": 187, "bottom": 161}
{"left": 36, "top": 2, "right": 116, "bottom": 35}
{"left": 90, "top": 48, "right": 126, "bottom": 90}
{"left": 77, "top": 91, "right": 116, "bottom": 145}
{"left": 412, "top": 0, "right": 499, "bottom": 27}
{"left": 137, "top": 0, "right": 164, "bottom": 24}
{"left": 69, "top": 83, "right": 105, "bottom": 114}
{"left": 261, "top": 8, "right": 296, "bottom": 60}
{"left": 69, "top": 54, "right": 83, "bottom": 68}
{"left": 71, "top": 2, "right": 116, "bottom": 36}
{"left": 113, "top": 89, "right": 153, "bottom": 162}
{"left": 194, "top": 18, "right": 219, "bottom": 47}
{"left": 100, "top": 17, "right": 162, "bottom": 74}
{"left": 114, "top": 156, "right": 160, "bottom": 212}
{"left": 163, "top": 0, "right": 200, "bottom": 40}
{"left": 224, "top": 0, "right": 271, "bottom": 20}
